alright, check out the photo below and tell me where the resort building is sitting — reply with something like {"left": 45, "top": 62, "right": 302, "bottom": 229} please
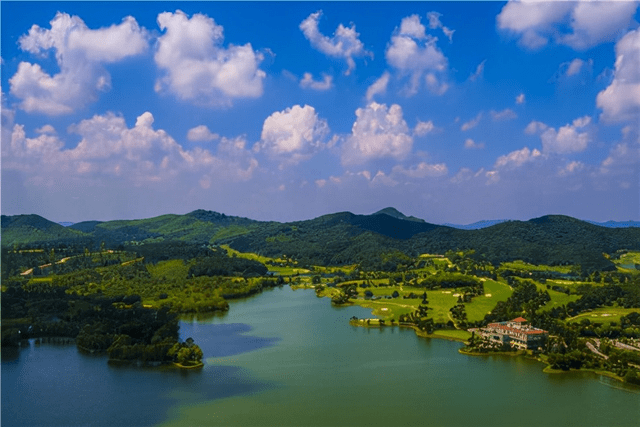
{"left": 472, "top": 317, "right": 548, "bottom": 350}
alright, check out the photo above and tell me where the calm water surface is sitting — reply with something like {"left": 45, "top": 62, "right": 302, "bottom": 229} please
{"left": 2, "top": 287, "right": 639, "bottom": 426}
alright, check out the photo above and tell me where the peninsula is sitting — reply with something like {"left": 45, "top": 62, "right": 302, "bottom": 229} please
{"left": 2, "top": 209, "right": 639, "bottom": 384}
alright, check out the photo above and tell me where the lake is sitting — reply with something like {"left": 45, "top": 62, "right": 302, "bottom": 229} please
{"left": 2, "top": 287, "right": 639, "bottom": 426}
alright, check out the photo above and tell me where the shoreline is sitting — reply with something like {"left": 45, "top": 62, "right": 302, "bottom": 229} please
{"left": 349, "top": 318, "right": 470, "bottom": 343}
{"left": 172, "top": 361, "right": 204, "bottom": 369}
{"left": 460, "top": 347, "right": 636, "bottom": 387}
{"left": 342, "top": 297, "right": 636, "bottom": 387}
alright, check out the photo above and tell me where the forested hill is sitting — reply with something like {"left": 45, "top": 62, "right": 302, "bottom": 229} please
{"left": 65, "top": 210, "right": 265, "bottom": 248}
{"left": 1, "top": 214, "right": 90, "bottom": 246}
{"left": 2, "top": 210, "right": 640, "bottom": 271}
{"left": 225, "top": 214, "right": 640, "bottom": 271}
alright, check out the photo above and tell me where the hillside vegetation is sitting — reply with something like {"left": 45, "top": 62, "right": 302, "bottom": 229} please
{"left": 2, "top": 212, "right": 640, "bottom": 383}
{"left": 4, "top": 210, "right": 638, "bottom": 274}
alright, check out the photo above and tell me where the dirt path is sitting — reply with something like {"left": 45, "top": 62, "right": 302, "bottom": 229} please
{"left": 586, "top": 342, "right": 608, "bottom": 360}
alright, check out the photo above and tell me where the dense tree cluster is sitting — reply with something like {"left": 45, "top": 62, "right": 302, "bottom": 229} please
{"left": 1, "top": 282, "right": 184, "bottom": 364}
{"left": 418, "top": 272, "right": 483, "bottom": 292}
{"left": 127, "top": 241, "right": 215, "bottom": 263}
{"left": 188, "top": 254, "right": 268, "bottom": 278}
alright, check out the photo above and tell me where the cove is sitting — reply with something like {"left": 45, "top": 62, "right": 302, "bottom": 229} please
{"left": 164, "top": 287, "right": 640, "bottom": 427}
{"left": 2, "top": 287, "right": 639, "bottom": 427}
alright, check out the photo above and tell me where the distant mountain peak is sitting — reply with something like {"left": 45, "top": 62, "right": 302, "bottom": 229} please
{"left": 374, "top": 207, "right": 405, "bottom": 217}
{"left": 372, "top": 207, "right": 425, "bottom": 223}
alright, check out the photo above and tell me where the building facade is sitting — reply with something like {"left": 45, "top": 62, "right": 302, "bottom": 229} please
{"left": 472, "top": 317, "right": 548, "bottom": 350}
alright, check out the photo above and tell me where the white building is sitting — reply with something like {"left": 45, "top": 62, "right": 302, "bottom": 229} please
{"left": 473, "top": 317, "right": 548, "bottom": 350}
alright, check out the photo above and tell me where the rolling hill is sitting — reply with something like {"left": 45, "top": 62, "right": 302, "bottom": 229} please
{"left": 3, "top": 210, "right": 639, "bottom": 271}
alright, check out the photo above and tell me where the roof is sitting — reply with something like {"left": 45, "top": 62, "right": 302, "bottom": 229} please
{"left": 511, "top": 317, "right": 527, "bottom": 323}
{"left": 485, "top": 322, "right": 548, "bottom": 336}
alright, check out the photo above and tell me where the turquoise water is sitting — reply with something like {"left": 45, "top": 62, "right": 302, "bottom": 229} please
{"left": 2, "top": 287, "right": 639, "bottom": 427}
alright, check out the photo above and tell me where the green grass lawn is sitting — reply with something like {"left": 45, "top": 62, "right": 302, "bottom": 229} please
{"left": 499, "top": 260, "right": 575, "bottom": 274}
{"left": 221, "top": 245, "right": 311, "bottom": 275}
{"left": 566, "top": 307, "right": 640, "bottom": 325}
{"left": 545, "top": 279, "right": 598, "bottom": 288}
{"left": 465, "top": 280, "right": 513, "bottom": 322}
{"left": 28, "top": 277, "right": 53, "bottom": 283}
{"left": 344, "top": 285, "right": 459, "bottom": 324}
{"left": 430, "top": 329, "right": 472, "bottom": 341}
{"left": 540, "top": 289, "right": 580, "bottom": 312}
{"left": 526, "top": 281, "right": 581, "bottom": 311}
{"left": 427, "top": 290, "right": 462, "bottom": 324}
{"left": 614, "top": 251, "right": 640, "bottom": 265}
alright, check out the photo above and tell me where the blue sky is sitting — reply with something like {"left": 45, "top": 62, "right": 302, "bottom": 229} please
{"left": 2, "top": 1, "right": 639, "bottom": 224}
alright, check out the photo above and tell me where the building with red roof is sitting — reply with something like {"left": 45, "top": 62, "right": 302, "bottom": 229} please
{"left": 472, "top": 318, "right": 548, "bottom": 350}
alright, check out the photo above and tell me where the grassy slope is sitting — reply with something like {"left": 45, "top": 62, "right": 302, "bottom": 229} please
{"left": 221, "top": 245, "right": 311, "bottom": 275}
{"left": 566, "top": 307, "right": 640, "bottom": 325}
{"left": 499, "top": 260, "right": 575, "bottom": 273}
{"left": 465, "top": 280, "right": 513, "bottom": 322}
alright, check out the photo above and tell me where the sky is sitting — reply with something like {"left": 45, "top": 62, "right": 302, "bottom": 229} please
{"left": 1, "top": 1, "right": 639, "bottom": 224}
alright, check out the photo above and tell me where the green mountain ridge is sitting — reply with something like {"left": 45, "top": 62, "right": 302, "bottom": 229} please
{"left": 373, "top": 207, "right": 426, "bottom": 223}
{"left": 3, "top": 210, "right": 639, "bottom": 272}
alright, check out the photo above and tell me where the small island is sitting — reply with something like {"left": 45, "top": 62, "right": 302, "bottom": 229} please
{"left": 2, "top": 211, "right": 640, "bottom": 385}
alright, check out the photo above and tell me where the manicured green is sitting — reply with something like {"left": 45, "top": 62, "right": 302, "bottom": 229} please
{"left": 539, "top": 289, "right": 581, "bottom": 312}
{"left": 566, "top": 307, "right": 640, "bottom": 325}
{"left": 465, "top": 280, "right": 513, "bottom": 322}
{"left": 430, "top": 329, "right": 472, "bottom": 341}
{"left": 614, "top": 251, "right": 640, "bottom": 266}
{"left": 221, "top": 245, "right": 310, "bottom": 275}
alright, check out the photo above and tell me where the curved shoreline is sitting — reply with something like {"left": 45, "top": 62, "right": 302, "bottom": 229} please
{"left": 350, "top": 317, "right": 636, "bottom": 387}
{"left": 172, "top": 361, "right": 204, "bottom": 369}
{"left": 349, "top": 318, "right": 470, "bottom": 343}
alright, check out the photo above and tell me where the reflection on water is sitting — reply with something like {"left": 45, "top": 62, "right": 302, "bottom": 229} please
{"left": 3, "top": 287, "right": 640, "bottom": 427}
{"left": 598, "top": 374, "right": 640, "bottom": 394}
{"left": 179, "top": 322, "right": 280, "bottom": 358}
{"left": 162, "top": 287, "right": 640, "bottom": 427}
{"left": 1, "top": 324, "right": 279, "bottom": 427}
{"left": 180, "top": 310, "right": 228, "bottom": 323}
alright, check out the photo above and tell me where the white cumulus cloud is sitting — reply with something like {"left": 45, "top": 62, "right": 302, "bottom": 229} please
{"left": 528, "top": 116, "right": 592, "bottom": 154}
{"left": 494, "top": 146, "right": 541, "bottom": 169}
{"left": 413, "top": 120, "right": 435, "bottom": 137}
{"left": 464, "top": 138, "right": 485, "bottom": 149}
{"left": 366, "top": 72, "right": 390, "bottom": 101}
{"left": 9, "top": 12, "right": 148, "bottom": 115}
{"left": 299, "top": 10, "right": 371, "bottom": 75}
{"left": 154, "top": 10, "right": 266, "bottom": 106}
{"left": 597, "top": 29, "right": 640, "bottom": 123}
{"left": 386, "top": 15, "right": 449, "bottom": 95}
{"left": 3, "top": 111, "right": 259, "bottom": 187}
{"left": 490, "top": 108, "right": 517, "bottom": 121}
{"left": 392, "top": 162, "right": 448, "bottom": 178}
{"left": 300, "top": 73, "right": 333, "bottom": 91}
{"left": 341, "top": 102, "right": 413, "bottom": 165}
{"left": 461, "top": 112, "right": 482, "bottom": 131}
{"left": 257, "top": 105, "right": 330, "bottom": 167}
{"left": 566, "top": 58, "right": 585, "bottom": 76}
{"left": 524, "top": 120, "right": 547, "bottom": 135}
{"left": 35, "top": 125, "right": 56, "bottom": 134}
{"left": 497, "top": 0, "right": 639, "bottom": 50}
{"left": 187, "top": 125, "right": 219, "bottom": 142}
{"left": 426, "top": 11, "right": 454, "bottom": 42}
